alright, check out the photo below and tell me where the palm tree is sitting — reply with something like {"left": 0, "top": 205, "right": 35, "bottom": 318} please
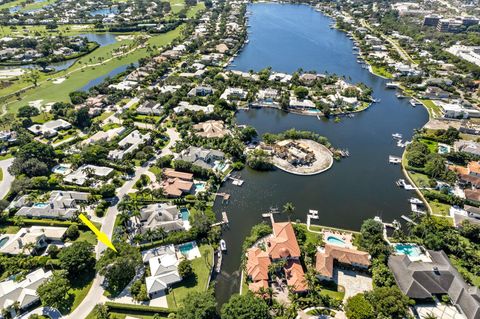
{"left": 145, "top": 228, "right": 155, "bottom": 244}
{"left": 423, "top": 313, "right": 438, "bottom": 319}
{"left": 282, "top": 202, "right": 295, "bottom": 221}
{"left": 155, "top": 227, "right": 167, "bottom": 241}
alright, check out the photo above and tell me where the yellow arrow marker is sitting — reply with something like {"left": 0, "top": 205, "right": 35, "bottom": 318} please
{"left": 79, "top": 214, "right": 117, "bottom": 252}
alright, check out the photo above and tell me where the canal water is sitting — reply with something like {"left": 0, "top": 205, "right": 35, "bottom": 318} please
{"left": 214, "top": 3, "right": 429, "bottom": 305}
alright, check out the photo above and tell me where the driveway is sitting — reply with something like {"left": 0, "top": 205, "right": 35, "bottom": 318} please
{"left": 334, "top": 269, "right": 372, "bottom": 300}
{"left": 66, "top": 128, "right": 181, "bottom": 319}
{"left": 0, "top": 158, "right": 14, "bottom": 200}
{"left": 18, "top": 307, "right": 63, "bottom": 319}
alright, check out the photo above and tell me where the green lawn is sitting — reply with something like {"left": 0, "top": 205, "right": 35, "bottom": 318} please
{"left": 148, "top": 166, "right": 162, "bottom": 176}
{"left": 0, "top": 224, "right": 20, "bottom": 234}
{"left": 418, "top": 138, "right": 438, "bottom": 153}
{"left": 166, "top": 244, "right": 214, "bottom": 308}
{"left": 93, "top": 111, "right": 114, "bottom": 123}
{"left": 31, "top": 112, "right": 54, "bottom": 123}
{"left": 74, "top": 230, "right": 98, "bottom": 245}
{"left": 430, "top": 201, "right": 450, "bottom": 216}
{"left": 0, "top": 168, "right": 3, "bottom": 182}
{"left": 371, "top": 65, "right": 393, "bottom": 79}
{"left": 420, "top": 99, "right": 442, "bottom": 119}
{"left": 68, "top": 272, "right": 95, "bottom": 313}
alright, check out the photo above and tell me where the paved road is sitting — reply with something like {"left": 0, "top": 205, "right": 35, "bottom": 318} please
{"left": 0, "top": 158, "right": 14, "bottom": 200}
{"left": 18, "top": 307, "right": 63, "bottom": 319}
{"left": 67, "top": 128, "right": 180, "bottom": 319}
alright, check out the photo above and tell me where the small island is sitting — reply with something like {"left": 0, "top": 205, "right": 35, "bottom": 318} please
{"left": 247, "top": 129, "right": 339, "bottom": 175}
{"left": 271, "top": 139, "right": 333, "bottom": 175}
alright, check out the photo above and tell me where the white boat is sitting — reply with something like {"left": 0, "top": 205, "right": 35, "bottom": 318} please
{"left": 220, "top": 239, "right": 227, "bottom": 251}
{"left": 385, "top": 82, "right": 399, "bottom": 89}
{"left": 392, "top": 133, "right": 403, "bottom": 139}
{"left": 410, "top": 99, "right": 421, "bottom": 107}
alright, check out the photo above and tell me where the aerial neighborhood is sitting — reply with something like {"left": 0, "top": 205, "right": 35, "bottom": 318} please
{"left": 0, "top": 0, "right": 479, "bottom": 318}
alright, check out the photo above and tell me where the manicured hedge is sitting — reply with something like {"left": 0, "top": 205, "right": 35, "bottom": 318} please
{"left": 6, "top": 218, "right": 100, "bottom": 231}
{"left": 105, "top": 301, "right": 176, "bottom": 314}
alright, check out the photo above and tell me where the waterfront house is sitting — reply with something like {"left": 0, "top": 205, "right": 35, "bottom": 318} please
{"left": 192, "top": 120, "right": 230, "bottom": 138}
{"left": 15, "top": 191, "right": 89, "bottom": 220}
{"left": 134, "top": 203, "right": 184, "bottom": 234}
{"left": 173, "top": 101, "right": 214, "bottom": 114}
{"left": 246, "top": 247, "right": 271, "bottom": 292}
{"left": 0, "top": 268, "right": 52, "bottom": 317}
{"left": 161, "top": 169, "right": 194, "bottom": 198}
{"left": 388, "top": 250, "right": 480, "bottom": 319}
{"left": 108, "top": 130, "right": 151, "bottom": 161}
{"left": 246, "top": 221, "right": 307, "bottom": 294}
{"left": 0, "top": 226, "right": 67, "bottom": 255}
{"left": 220, "top": 87, "right": 248, "bottom": 101}
{"left": 289, "top": 98, "right": 316, "bottom": 111}
{"left": 177, "top": 146, "right": 225, "bottom": 171}
{"left": 144, "top": 244, "right": 182, "bottom": 298}
{"left": 315, "top": 244, "right": 371, "bottom": 281}
{"left": 256, "top": 89, "right": 279, "bottom": 104}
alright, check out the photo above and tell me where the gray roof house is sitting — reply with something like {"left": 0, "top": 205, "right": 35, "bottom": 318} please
{"left": 145, "top": 244, "right": 182, "bottom": 298}
{"left": 15, "top": 191, "right": 89, "bottom": 220}
{"left": 177, "top": 146, "right": 225, "bottom": 170}
{"left": 388, "top": 250, "right": 480, "bottom": 319}
{"left": 135, "top": 203, "right": 184, "bottom": 233}
{"left": 136, "top": 101, "right": 163, "bottom": 116}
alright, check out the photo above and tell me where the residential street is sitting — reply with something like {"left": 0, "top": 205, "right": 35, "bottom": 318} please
{"left": 0, "top": 158, "right": 14, "bottom": 200}
{"left": 66, "top": 128, "right": 180, "bottom": 319}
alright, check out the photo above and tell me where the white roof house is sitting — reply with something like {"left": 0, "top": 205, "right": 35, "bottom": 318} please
{"left": 28, "top": 119, "right": 71, "bottom": 137}
{"left": 64, "top": 165, "right": 114, "bottom": 186}
{"left": 145, "top": 245, "right": 182, "bottom": 298}
{"left": 173, "top": 102, "right": 214, "bottom": 114}
{"left": 0, "top": 226, "right": 67, "bottom": 255}
{"left": 108, "top": 130, "right": 151, "bottom": 161}
{"left": 0, "top": 268, "right": 52, "bottom": 313}
{"left": 15, "top": 191, "right": 89, "bottom": 220}
{"left": 81, "top": 126, "right": 126, "bottom": 146}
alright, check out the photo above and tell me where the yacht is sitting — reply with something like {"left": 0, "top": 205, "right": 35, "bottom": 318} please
{"left": 220, "top": 239, "right": 227, "bottom": 251}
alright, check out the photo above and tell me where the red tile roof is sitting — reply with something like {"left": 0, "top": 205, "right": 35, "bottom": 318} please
{"left": 267, "top": 222, "right": 301, "bottom": 259}
{"left": 284, "top": 259, "right": 307, "bottom": 293}
{"left": 315, "top": 244, "right": 371, "bottom": 278}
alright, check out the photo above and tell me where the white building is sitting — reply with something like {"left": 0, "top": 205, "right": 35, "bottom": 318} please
{"left": 144, "top": 245, "right": 182, "bottom": 298}
{"left": 0, "top": 268, "right": 52, "bottom": 317}
{"left": 108, "top": 130, "right": 151, "bottom": 160}
{"left": 64, "top": 165, "right": 114, "bottom": 186}
{"left": 28, "top": 119, "right": 71, "bottom": 138}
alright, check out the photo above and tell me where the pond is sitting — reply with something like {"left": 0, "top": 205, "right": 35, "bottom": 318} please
{"left": 0, "top": 33, "right": 118, "bottom": 72}
{"left": 214, "top": 2, "right": 429, "bottom": 305}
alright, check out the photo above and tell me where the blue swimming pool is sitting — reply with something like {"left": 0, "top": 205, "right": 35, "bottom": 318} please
{"left": 33, "top": 203, "right": 48, "bottom": 208}
{"left": 0, "top": 237, "right": 9, "bottom": 248}
{"left": 195, "top": 183, "right": 206, "bottom": 191}
{"left": 179, "top": 242, "right": 195, "bottom": 254}
{"left": 180, "top": 208, "right": 190, "bottom": 221}
{"left": 395, "top": 244, "right": 422, "bottom": 257}
{"left": 326, "top": 236, "right": 345, "bottom": 246}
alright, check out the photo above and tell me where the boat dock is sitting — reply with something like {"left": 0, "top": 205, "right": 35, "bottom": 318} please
{"left": 228, "top": 175, "right": 244, "bottom": 186}
{"left": 389, "top": 155, "right": 402, "bottom": 164}
{"left": 215, "top": 193, "right": 231, "bottom": 204}
{"left": 212, "top": 211, "right": 229, "bottom": 227}
{"left": 396, "top": 179, "right": 414, "bottom": 189}
{"left": 215, "top": 249, "right": 223, "bottom": 273}
{"left": 401, "top": 215, "right": 418, "bottom": 225}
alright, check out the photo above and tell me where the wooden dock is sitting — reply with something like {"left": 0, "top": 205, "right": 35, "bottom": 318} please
{"left": 401, "top": 215, "right": 418, "bottom": 225}
{"left": 212, "top": 211, "right": 229, "bottom": 227}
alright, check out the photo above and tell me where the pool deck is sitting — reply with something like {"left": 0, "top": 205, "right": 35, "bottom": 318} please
{"left": 322, "top": 229, "right": 353, "bottom": 248}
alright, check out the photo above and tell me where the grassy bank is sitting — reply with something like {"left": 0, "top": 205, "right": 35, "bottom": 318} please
{"left": 166, "top": 244, "right": 214, "bottom": 308}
